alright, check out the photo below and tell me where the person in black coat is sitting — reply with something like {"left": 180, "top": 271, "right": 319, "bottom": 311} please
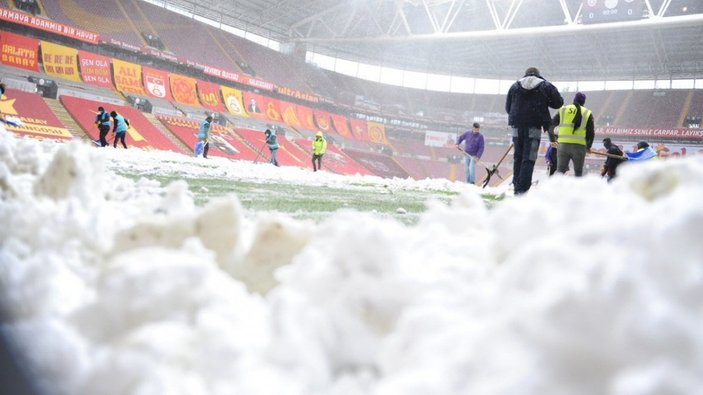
{"left": 601, "top": 137, "right": 625, "bottom": 182}
{"left": 505, "top": 67, "right": 563, "bottom": 194}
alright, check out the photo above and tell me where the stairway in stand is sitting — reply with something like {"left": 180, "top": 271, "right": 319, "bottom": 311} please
{"left": 142, "top": 112, "right": 192, "bottom": 154}
{"left": 44, "top": 98, "right": 91, "bottom": 141}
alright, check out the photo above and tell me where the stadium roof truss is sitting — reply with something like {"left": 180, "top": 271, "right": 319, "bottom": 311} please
{"left": 149, "top": 0, "right": 703, "bottom": 80}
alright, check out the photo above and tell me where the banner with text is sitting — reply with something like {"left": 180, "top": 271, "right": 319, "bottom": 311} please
{"left": 424, "top": 130, "right": 457, "bottom": 147}
{"left": 596, "top": 127, "right": 703, "bottom": 140}
{"left": 0, "top": 7, "right": 99, "bottom": 44}
{"left": 142, "top": 66, "right": 172, "bottom": 100}
{"left": 0, "top": 31, "right": 38, "bottom": 71}
{"left": 40, "top": 41, "right": 80, "bottom": 82}
{"left": 170, "top": 73, "right": 199, "bottom": 107}
{"left": 1, "top": 88, "right": 72, "bottom": 139}
{"left": 220, "top": 86, "right": 248, "bottom": 118}
{"left": 112, "top": 58, "right": 145, "bottom": 96}
{"left": 78, "top": 51, "right": 113, "bottom": 89}
{"left": 197, "top": 80, "right": 225, "bottom": 113}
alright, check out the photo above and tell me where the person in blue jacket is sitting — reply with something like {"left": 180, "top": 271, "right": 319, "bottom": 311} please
{"left": 197, "top": 115, "right": 213, "bottom": 158}
{"left": 110, "top": 111, "right": 130, "bottom": 149}
{"left": 265, "top": 129, "right": 279, "bottom": 166}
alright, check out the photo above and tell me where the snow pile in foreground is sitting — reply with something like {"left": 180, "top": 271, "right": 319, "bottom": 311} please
{"left": 1, "top": 133, "right": 703, "bottom": 395}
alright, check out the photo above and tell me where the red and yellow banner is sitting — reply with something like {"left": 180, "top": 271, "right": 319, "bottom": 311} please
{"left": 0, "top": 31, "right": 38, "bottom": 71}
{"left": 40, "top": 41, "right": 80, "bottom": 82}
{"left": 142, "top": 66, "right": 172, "bottom": 100}
{"left": 296, "top": 105, "right": 317, "bottom": 131}
{"left": 1, "top": 88, "right": 72, "bottom": 139}
{"left": 279, "top": 101, "right": 302, "bottom": 129}
{"left": 112, "top": 58, "right": 145, "bottom": 95}
{"left": 330, "top": 114, "right": 352, "bottom": 138}
{"left": 220, "top": 86, "right": 247, "bottom": 117}
{"left": 0, "top": 7, "right": 99, "bottom": 44}
{"left": 313, "top": 110, "right": 333, "bottom": 133}
{"left": 197, "top": 80, "right": 225, "bottom": 112}
{"left": 367, "top": 121, "right": 388, "bottom": 144}
{"left": 170, "top": 73, "right": 199, "bottom": 107}
{"left": 350, "top": 119, "right": 368, "bottom": 141}
{"left": 78, "top": 51, "right": 113, "bottom": 89}
{"left": 259, "top": 96, "right": 282, "bottom": 123}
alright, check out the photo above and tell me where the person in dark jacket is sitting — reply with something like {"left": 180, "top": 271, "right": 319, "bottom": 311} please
{"left": 600, "top": 137, "right": 625, "bottom": 182}
{"left": 264, "top": 129, "right": 279, "bottom": 166}
{"left": 505, "top": 67, "right": 563, "bottom": 194}
{"left": 95, "top": 106, "right": 111, "bottom": 147}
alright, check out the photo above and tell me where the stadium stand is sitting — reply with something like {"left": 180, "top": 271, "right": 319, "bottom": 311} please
{"left": 234, "top": 127, "right": 310, "bottom": 167}
{"left": 1, "top": 88, "right": 73, "bottom": 140}
{"left": 41, "top": 0, "right": 144, "bottom": 48}
{"left": 157, "top": 115, "right": 259, "bottom": 160}
{"left": 292, "top": 138, "right": 375, "bottom": 176}
{"left": 60, "top": 95, "right": 184, "bottom": 152}
{"left": 343, "top": 150, "right": 410, "bottom": 179}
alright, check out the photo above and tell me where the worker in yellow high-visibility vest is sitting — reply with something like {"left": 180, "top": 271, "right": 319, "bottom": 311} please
{"left": 551, "top": 92, "right": 594, "bottom": 177}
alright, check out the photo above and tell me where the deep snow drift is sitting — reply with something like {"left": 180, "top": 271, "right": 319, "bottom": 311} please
{"left": 1, "top": 131, "right": 703, "bottom": 395}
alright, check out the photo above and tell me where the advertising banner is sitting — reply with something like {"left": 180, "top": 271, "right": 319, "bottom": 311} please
{"left": 78, "top": 51, "right": 113, "bottom": 89}
{"left": 0, "top": 31, "right": 39, "bottom": 71}
{"left": 40, "top": 41, "right": 80, "bottom": 82}
{"left": 112, "top": 58, "right": 146, "bottom": 96}
{"left": 197, "top": 80, "right": 225, "bottom": 112}
{"left": 367, "top": 121, "right": 388, "bottom": 144}
{"left": 0, "top": 7, "right": 99, "bottom": 44}
{"left": 258, "top": 95, "right": 282, "bottom": 123}
{"left": 596, "top": 127, "right": 703, "bottom": 140}
{"left": 220, "top": 86, "right": 247, "bottom": 118}
{"left": 142, "top": 66, "right": 171, "bottom": 100}
{"left": 424, "top": 130, "right": 457, "bottom": 147}
{"left": 169, "top": 73, "right": 199, "bottom": 107}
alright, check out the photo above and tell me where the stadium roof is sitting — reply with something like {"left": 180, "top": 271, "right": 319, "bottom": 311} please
{"left": 154, "top": 0, "right": 703, "bottom": 81}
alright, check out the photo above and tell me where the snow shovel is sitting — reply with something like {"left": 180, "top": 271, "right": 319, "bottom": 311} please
{"left": 481, "top": 143, "right": 513, "bottom": 188}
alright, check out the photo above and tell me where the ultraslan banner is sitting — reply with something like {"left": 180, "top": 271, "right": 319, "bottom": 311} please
{"left": 78, "top": 51, "right": 113, "bottom": 89}
{"left": 0, "top": 31, "right": 39, "bottom": 71}
{"left": 40, "top": 41, "right": 80, "bottom": 82}
{"left": 112, "top": 58, "right": 146, "bottom": 95}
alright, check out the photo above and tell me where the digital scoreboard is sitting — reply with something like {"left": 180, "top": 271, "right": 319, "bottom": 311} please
{"left": 581, "top": 0, "right": 645, "bottom": 24}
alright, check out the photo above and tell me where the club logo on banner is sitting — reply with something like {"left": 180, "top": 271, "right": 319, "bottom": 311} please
{"left": 40, "top": 41, "right": 80, "bottom": 82}
{"left": 314, "top": 110, "right": 332, "bottom": 132}
{"left": 220, "top": 86, "right": 247, "bottom": 117}
{"left": 0, "top": 31, "right": 39, "bottom": 71}
{"left": 367, "top": 121, "right": 388, "bottom": 144}
{"left": 350, "top": 118, "right": 368, "bottom": 141}
{"left": 296, "top": 105, "right": 316, "bottom": 131}
{"left": 142, "top": 67, "right": 171, "bottom": 100}
{"left": 170, "top": 74, "right": 199, "bottom": 107}
{"left": 331, "top": 114, "right": 352, "bottom": 138}
{"left": 112, "top": 58, "right": 146, "bottom": 96}
{"left": 197, "top": 81, "right": 225, "bottom": 112}
{"left": 78, "top": 51, "right": 113, "bottom": 89}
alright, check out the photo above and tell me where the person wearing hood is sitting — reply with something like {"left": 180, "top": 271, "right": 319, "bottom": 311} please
{"left": 312, "top": 131, "right": 327, "bottom": 172}
{"left": 197, "top": 115, "right": 213, "bottom": 158}
{"left": 551, "top": 92, "right": 594, "bottom": 177}
{"left": 505, "top": 67, "right": 563, "bottom": 194}
{"left": 94, "top": 106, "right": 111, "bottom": 147}
{"left": 626, "top": 141, "right": 658, "bottom": 161}
{"left": 264, "top": 129, "right": 279, "bottom": 166}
